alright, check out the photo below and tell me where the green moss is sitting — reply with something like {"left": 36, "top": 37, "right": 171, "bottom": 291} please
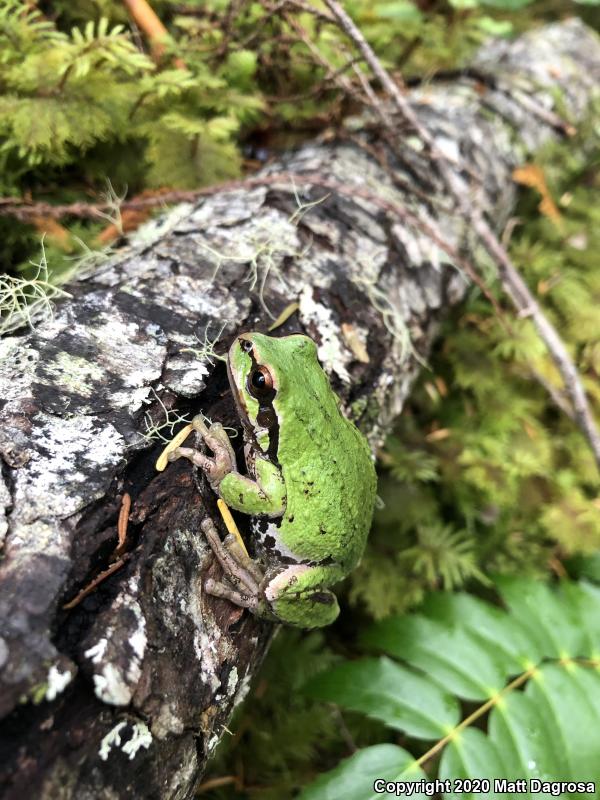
{"left": 29, "top": 682, "right": 49, "bottom": 705}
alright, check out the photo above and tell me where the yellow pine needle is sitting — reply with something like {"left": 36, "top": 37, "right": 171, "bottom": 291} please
{"left": 155, "top": 423, "right": 194, "bottom": 471}
{"left": 218, "top": 499, "right": 249, "bottom": 557}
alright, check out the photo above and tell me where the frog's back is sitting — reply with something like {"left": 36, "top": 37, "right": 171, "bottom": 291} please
{"left": 275, "top": 363, "right": 376, "bottom": 571}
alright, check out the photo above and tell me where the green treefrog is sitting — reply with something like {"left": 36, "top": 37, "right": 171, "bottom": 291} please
{"left": 168, "top": 332, "right": 376, "bottom": 628}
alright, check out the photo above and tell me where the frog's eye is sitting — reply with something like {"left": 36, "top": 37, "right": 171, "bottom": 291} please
{"left": 248, "top": 366, "right": 275, "bottom": 399}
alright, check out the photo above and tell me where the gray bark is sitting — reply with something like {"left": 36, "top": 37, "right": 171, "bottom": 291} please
{"left": 0, "top": 19, "right": 598, "bottom": 800}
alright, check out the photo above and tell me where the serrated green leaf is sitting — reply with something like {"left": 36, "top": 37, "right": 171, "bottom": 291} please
{"left": 311, "top": 580, "right": 600, "bottom": 795}
{"left": 362, "top": 616, "right": 505, "bottom": 700}
{"left": 298, "top": 744, "right": 427, "bottom": 800}
{"left": 526, "top": 663, "right": 600, "bottom": 781}
{"left": 489, "top": 690, "right": 566, "bottom": 791}
{"left": 305, "top": 657, "right": 459, "bottom": 738}
{"left": 439, "top": 729, "right": 506, "bottom": 798}
{"left": 421, "top": 592, "right": 533, "bottom": 673}
{"left": 496, "top": 578, "right": 584, "bottom": 659}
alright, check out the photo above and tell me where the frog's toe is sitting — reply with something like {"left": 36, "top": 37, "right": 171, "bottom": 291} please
{"left": 204, "top": 578, "right": 260, "bottom": 611}
{"left": 223, "top": 533, "right": 264, "bottom": 585}
{"left": 201, "top": 517, "right": 261, "bottom": 594}
{"left": 168, "top": 446, "right": 213, "bottom": 471}
{"left": 191, "top": 414, "right": 210, "bottom": 435}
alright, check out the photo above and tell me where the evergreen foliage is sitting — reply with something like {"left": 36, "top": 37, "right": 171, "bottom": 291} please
{"left": 3, "top": 0, "right": 590, "bottom": 277}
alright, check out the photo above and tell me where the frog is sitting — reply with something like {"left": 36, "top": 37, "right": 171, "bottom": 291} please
{"left": 168, "top": 331, "right": 377, "bottom": 628}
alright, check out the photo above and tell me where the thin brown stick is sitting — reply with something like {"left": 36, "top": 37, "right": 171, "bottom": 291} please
{"left": 62, "top": 493, "right": 132, "bottom": 609}
{"left": 284, "top": 0, "right": 336, "bottom": 23}
{"left": 352, "top": 62, "right": 396, "bottom": 130}
{"left": 323, "top": 0, "right": 600, "bottom": 472}
{"left": 62, "top": 555, "right": 130, "bottom": 610}
{"left": 264, "top": 56, "right": 361, "bottom": 103}
{"left": 114, "top": 492, "right": 131, "bottom": 559}
{"left": 283, "top": 12, "right": 359, "bottom": 101}
{"left": 415, "top": 667, "right": 536, "bottom": 769}
{"left": 196, "top": 776, "right": 240, "bottom": 794}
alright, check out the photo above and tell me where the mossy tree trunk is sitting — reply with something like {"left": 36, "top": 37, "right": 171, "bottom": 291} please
{"left": 0, "top": 20, "right": 598, "bottom": 800}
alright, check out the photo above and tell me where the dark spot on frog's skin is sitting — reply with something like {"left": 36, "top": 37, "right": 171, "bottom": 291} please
{"left": 319, "top": 556, "right": 335, "bottom": 566}
{"left": 307, "top": 481, "right": 314, "bottom": 487}
{"left": 264, "top": 535, "right": 276, "bottom": 550}
{"left": 288, "top": 515, "right": 294, "bottom": 523}
{"left": 319, "top": 525, "right": 327, "bottom": 536}
{"left": 280, "top": 555, "right": 307, "bottom": 565}
{"left": 238, "top": 494, "right": 244, "bottom": 505}
{"left": 311, "top": 592, "right": 334, "bottom": 605}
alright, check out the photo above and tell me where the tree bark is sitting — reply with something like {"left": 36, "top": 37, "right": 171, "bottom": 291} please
{"left": 0, "top": 19, "right": 598, "bottom": 800}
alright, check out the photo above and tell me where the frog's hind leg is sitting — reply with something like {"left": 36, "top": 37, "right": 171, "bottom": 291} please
{"left": 201, "top": 517, "right": 341, "bottom": 627}
{"left": 201, "top": 517, "right": 263, "bottom": 594}
{"left": 265, "top": 565, "right": 341, "bottom": 628}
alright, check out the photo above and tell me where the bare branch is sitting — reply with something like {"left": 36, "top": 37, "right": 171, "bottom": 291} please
{"left": 323, "top": 0, "right": 600, "bottom": 471}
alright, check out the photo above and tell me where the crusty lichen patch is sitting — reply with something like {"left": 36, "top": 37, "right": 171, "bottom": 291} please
{"left": 45, "top": 664, "right": 74, "bottom": 701}
{"left": 83, "top": 581, "right": 147, "bottom": 707}
{"left": 99, "top": 721, "right": 152, "bottom": 761}
{"left": 13, "top": 414, "right": 125, "bottom": 523}
{"left": 41, "top": 352, "right": 105, "bottom": 398}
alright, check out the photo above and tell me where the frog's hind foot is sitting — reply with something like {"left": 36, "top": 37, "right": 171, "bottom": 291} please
{"left": 204, "top": 577, "right": 261, "bottom": 611}
{"left": 200, "top": 517, "right": 265, "bottom": 604}
{"left": 222, "top": 532, "right": 264, "bottom": 585}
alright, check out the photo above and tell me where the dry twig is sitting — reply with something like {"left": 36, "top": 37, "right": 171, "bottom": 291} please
{"left": 62, "top": 493, "right": 132, "bottom": 610}
{"left": 322, "top": 0, "right": 600, "bottom": 471}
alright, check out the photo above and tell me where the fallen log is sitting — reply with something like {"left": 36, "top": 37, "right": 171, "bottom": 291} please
{"left": 0, "top": 18, "right": 598, "bottom": 800}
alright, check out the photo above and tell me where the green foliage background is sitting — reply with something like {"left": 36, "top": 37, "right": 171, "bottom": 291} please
{"left": 1, "top": 0, "right": 599, "bottom": 797}
{"left": 203, "top": 128, "right": 600, "bottom": 797}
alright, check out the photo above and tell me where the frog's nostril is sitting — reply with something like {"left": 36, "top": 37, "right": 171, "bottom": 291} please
{"left": 240, "top": 338, "right": 254, "bottom": 353}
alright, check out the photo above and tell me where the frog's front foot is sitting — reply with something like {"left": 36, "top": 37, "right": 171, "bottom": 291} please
{"left": 168, "top": 415, "right": 236, "bottom": 492}
{"left": 200, "top": 517, "right": 269, "bottom": 615}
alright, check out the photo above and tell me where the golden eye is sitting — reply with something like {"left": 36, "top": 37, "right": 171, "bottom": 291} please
{"left": 248, "top": 366, "right": 274, "bottom": 399}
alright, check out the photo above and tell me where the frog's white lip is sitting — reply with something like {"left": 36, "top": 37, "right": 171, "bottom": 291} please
{"left": 226, "top": 352, "right": 249, "bottom": 423}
